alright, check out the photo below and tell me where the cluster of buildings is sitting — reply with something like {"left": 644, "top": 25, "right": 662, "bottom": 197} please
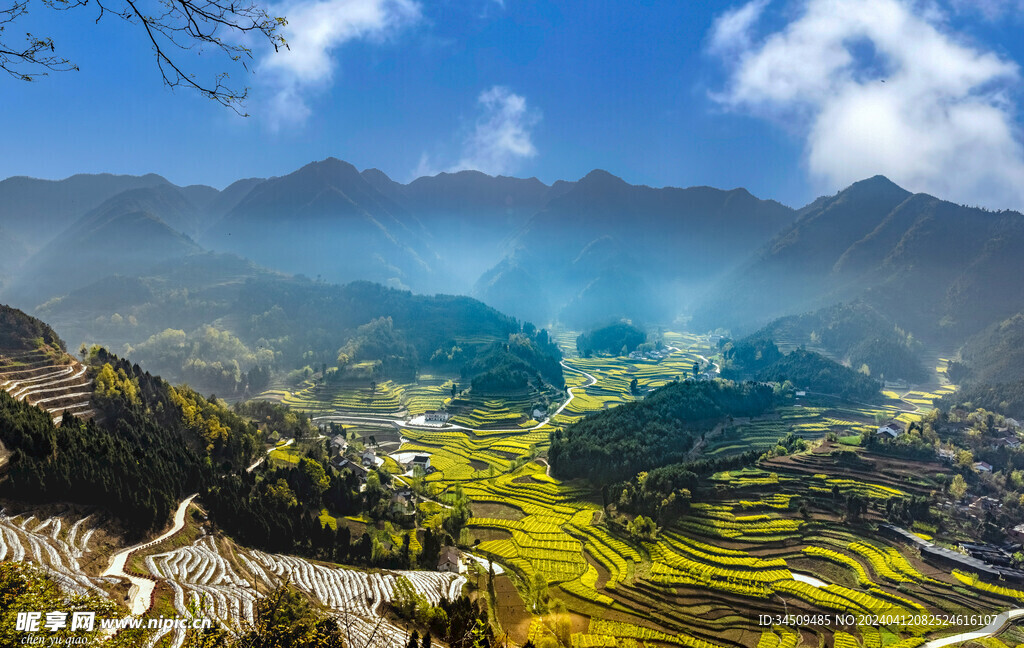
{"left": 876, "top": 419, "right": 1015, "bottom": 474}
{"left": 627, "top": 348, "right": 670, "bottom": 361}
{"left": 328, "top": 434, "right": 434, "bottom": 481}
{"left": 880, "top": 525, "right": 1024, "bottom": 584}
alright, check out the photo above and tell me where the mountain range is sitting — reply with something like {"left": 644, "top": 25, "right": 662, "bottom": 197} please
{"left": 694, "top": 175, "right": 1024, "bottom": 346}
{"left": 3, "top": 159, "right": 1024, "bottom": 385}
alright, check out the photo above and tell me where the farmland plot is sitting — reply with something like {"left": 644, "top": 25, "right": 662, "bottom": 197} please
{"left": 0, "top": 511, "right": 113, "bottom": 596}
{"left": 0, "top": 349, "right": 96, "bottom": 420}
{"left": 146, "top": 537, "right": 466, "bottom": 648}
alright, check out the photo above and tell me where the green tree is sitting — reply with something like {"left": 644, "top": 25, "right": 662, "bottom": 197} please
{"left": 0, "top": 562, "right": 143, "bottom": 647}
{"left": 956, "top": 449, "right": 974, "bottom": 468}
{"left": 627, "top": 514, "right": 657, "bottom": 539}
{"left": 950, "top": 474, "right": 968, "bottom": 500}
{"left": 299, "top": 458, "right": 330, "bottom": 497}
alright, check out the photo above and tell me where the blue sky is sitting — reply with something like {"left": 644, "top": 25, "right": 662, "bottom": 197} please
{"left": 4, "top": 0, "right": 1024, "bottom": 209}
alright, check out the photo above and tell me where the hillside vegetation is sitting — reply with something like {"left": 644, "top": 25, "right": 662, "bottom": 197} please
{"left": 0, "top": 344, "right": 262, "bottom": 536}
{"left": 576, "top": 321, "right": 646, "bottom": 357}
{"left": 39, "top": 268, "right": 563, "bottom": 396}
{"left": 756, "top": 349, "right": 882, "bottom": 401}
{"left": 549, "top": 379, "right": 775, "bottom": 483}
{"left": 751, "top": 302, "right": 929, "bottom": 382}
{"left": 0, "top": 304, "right": 65, "bottom": 351}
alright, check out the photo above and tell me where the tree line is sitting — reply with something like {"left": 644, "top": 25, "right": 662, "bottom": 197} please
{"left": 549, "top": 379, "right": 775, "bottom": 483}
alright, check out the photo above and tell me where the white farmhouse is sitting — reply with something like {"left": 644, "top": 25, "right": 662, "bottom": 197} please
{"left": 877, "top": 420, "right": 905, "bottom": 439}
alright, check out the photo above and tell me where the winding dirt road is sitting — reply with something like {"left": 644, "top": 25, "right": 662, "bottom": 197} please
{"left": 101, "top": 493, "right": 197, "bottom": 616}
{"left": 246, "top": 437, "right": 295, "bottom": 473}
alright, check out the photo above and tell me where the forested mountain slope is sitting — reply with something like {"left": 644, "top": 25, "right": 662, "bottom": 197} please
{"left": 695, "top": 176, "right": 1024, "bottom": 347}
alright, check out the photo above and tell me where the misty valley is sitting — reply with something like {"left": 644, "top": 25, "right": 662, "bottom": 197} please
{"left": 3, "top": 160, "right": 1024, "bottom": 648}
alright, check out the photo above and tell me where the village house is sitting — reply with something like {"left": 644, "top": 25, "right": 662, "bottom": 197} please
{"left": 936, "top": 448, "right": 956, "bottom": 463}
{"left": 408, "top": 454, "right": 432, "bottom": 472}
{"left": 390, "top": 489, "right": 417, "bottom": 519}
{"left": 329, "top": 435, "right": 348, "bottom": 456}
{"left": 424, "top": 410, "right": 451, "bottom": 423}
{"left": 1011, "top": 523, "right": 1024, "bottom": 543}
{"left": 437, "top": 546, "right": 461, "bottom": 573}
{"left": 877, "top": 420, "right": 905, "bottom": 439}
{"left": 362, "top": 449, "right": 377, "bottom": 467}
{"left": 973, "top": 461, "right": 994, "bottom": 473}
{"left": 332, "top": 457, "right": 368, "bottom": 482}
{"left": 994, "top": 436, "right": 1021, "bottom": 450}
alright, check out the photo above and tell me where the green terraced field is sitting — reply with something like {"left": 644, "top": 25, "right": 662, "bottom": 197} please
{"left": 269, "top": 329, "right": 1002, "bottom": 648}
{"left": 260, "top": 374, "right": 462, "bottom": 417}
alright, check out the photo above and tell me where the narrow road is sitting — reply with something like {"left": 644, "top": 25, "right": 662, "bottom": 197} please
{"left": 246, "top": 437, "right": 295, "bottom": 473}
{"left": 101, "top": 494, "right": 197, "bottom": 616}
{"left": 923, "top": 609, "right": 1024, "bottom": 648}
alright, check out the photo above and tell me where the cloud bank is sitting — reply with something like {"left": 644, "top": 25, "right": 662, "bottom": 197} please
{"left": 259, "top": 0, "right": 420, "bottom": 128}
{"left": 415, "top": 86, "right": 540, "bottom": 178}
{"left": 950, "top": 0, "right": 1024, "bottom": 20}
{"left": 709, "top": 0, "right": 1024, "bottom": 210}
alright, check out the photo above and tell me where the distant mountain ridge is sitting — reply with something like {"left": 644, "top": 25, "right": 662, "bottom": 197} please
{"left": 475, "top": 169, "right": 796, "bottom": 325}
{"left": 5, "top": 184, "right": 204, "bottom": 306}
{"left": 694, "top": 176, "right": 1024, "bottom": 347}
{"left": 7, "top": 160, "right": 1024, "bottom": 387}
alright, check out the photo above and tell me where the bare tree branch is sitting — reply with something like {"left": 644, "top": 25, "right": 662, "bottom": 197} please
{"left": 0, "top": 0, "right": 287, "bottom": 112}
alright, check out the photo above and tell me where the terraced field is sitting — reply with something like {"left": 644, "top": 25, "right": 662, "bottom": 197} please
{"left": 145, "top": 536, "right": 466, "bottom": 648}
{"left": 231, "top": 330, "right": 1018, "bottom": 647}
{"left": 0, "top": 510, "right": 115, "bottom": 596}
{"left": 264, "top": 379, "right": 409, "bottom": 416}
{"left": 258, "top": 374, "right": 549, "bottom": 425}
{"left": 554, "top": 333, "right": 709, "bottom": 419}
{"left": 0, "top": 503, "right": 467, "bottom": 648}
{"left": 389, "top": 331, "right": 1024, "bottom": 648}
{"left": 0, "top": 348, "right": 96, "bottom": 420}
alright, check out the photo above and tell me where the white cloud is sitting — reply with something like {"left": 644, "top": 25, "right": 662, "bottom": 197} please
{"left": 259, "top": 0, "right": 420, "bottom": 128}
{"left": 708, "top": 0, "right": 770, "bottom": 57}
{"left": 415, "top": 86, "right": 540, "bottom": 178}
{"left": 451, "top": 86, "right": 539, "bottom": 174}
{"left": 709, "top": 0, "right": 1024, "bottom": 210}
{"left": 950, "top": 0, "right": 1024, "bottom": 20}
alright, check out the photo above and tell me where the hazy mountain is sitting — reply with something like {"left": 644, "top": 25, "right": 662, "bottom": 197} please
{"left": 475, "top": 169, "right": 796, "bottom": 326}
{"left": 361, "top": 168, "right": 570, "bottom": 288}
{"left": 203, "top": 158, "right": 437, "bottom": 291}
{"left": 0, "top": 172, "right": 172, "bottom": 251}
{"left": 5, "top": 184, "right": 201, "bottom": 307}
{"left": 0, "top": 226, "right": 27, "bottom": 280}
{"left": 695, "top": 175, "right": 1024, "bottom": 348}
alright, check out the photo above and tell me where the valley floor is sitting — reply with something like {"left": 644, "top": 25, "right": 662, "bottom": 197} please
{"left": 4, "top": 331, "right": 1021, "bottom": 648}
